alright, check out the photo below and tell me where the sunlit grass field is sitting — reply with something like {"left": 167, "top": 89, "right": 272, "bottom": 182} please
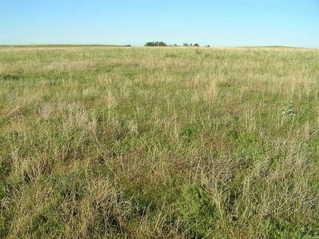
{"left": 1, "top": 46, "right": 319, "bottom": 238}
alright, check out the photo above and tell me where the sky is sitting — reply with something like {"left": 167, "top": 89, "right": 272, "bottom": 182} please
{"left": 1, "top": 0, "right": 318, "bottom": 47}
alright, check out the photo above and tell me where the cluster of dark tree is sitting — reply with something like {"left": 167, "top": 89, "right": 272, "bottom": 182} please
{"left": 183, "top": 43, "right": 200, "bottom": 47}
{"left": 145, "top": 41, "right": 168, "bottom": 47}
{"left": 145, "top": 41, "right": 210, "bottom": 47}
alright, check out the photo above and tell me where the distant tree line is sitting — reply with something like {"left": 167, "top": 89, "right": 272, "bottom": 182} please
{"left": 183, "top": 43, "right": 201, "bottom": 47}
{"left": 145, "top": 41, "right": 168, "bottom": 47}
{"left": 145, "top": 41, "right": 211, "bottom": 47}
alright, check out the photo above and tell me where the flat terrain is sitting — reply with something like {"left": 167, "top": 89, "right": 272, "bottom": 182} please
{"left": 1, "top": 46, "right": 319, "bottom": 238}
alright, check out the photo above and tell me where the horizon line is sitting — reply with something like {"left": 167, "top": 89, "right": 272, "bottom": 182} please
{"left": 0, "top": 43, "right": 316, "bottom": 49}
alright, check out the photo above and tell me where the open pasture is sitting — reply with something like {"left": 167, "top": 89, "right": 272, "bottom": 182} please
{"left": 1, "top": 46, "right": 319, "bottom": 238}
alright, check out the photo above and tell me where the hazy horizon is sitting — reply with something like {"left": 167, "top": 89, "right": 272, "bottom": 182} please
{"left": 0, "top": 44, "right": 317, "bottom": 49}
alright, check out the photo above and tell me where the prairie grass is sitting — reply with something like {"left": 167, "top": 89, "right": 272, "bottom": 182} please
{"left": 1, "top": 46, "right": 319, "bottom": 238}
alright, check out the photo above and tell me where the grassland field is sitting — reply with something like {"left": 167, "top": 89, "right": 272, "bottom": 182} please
{"left": 0, "top": 46, "right": 319, "bottom": 238}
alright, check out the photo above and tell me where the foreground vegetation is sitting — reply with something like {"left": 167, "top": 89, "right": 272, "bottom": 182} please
{"left": 0, "top": 46, "right": 319, "bottom": 238}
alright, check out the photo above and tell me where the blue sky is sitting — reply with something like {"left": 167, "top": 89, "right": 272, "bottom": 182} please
{"left": 1, "top": 0, "right": 318, "bottom": 47}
